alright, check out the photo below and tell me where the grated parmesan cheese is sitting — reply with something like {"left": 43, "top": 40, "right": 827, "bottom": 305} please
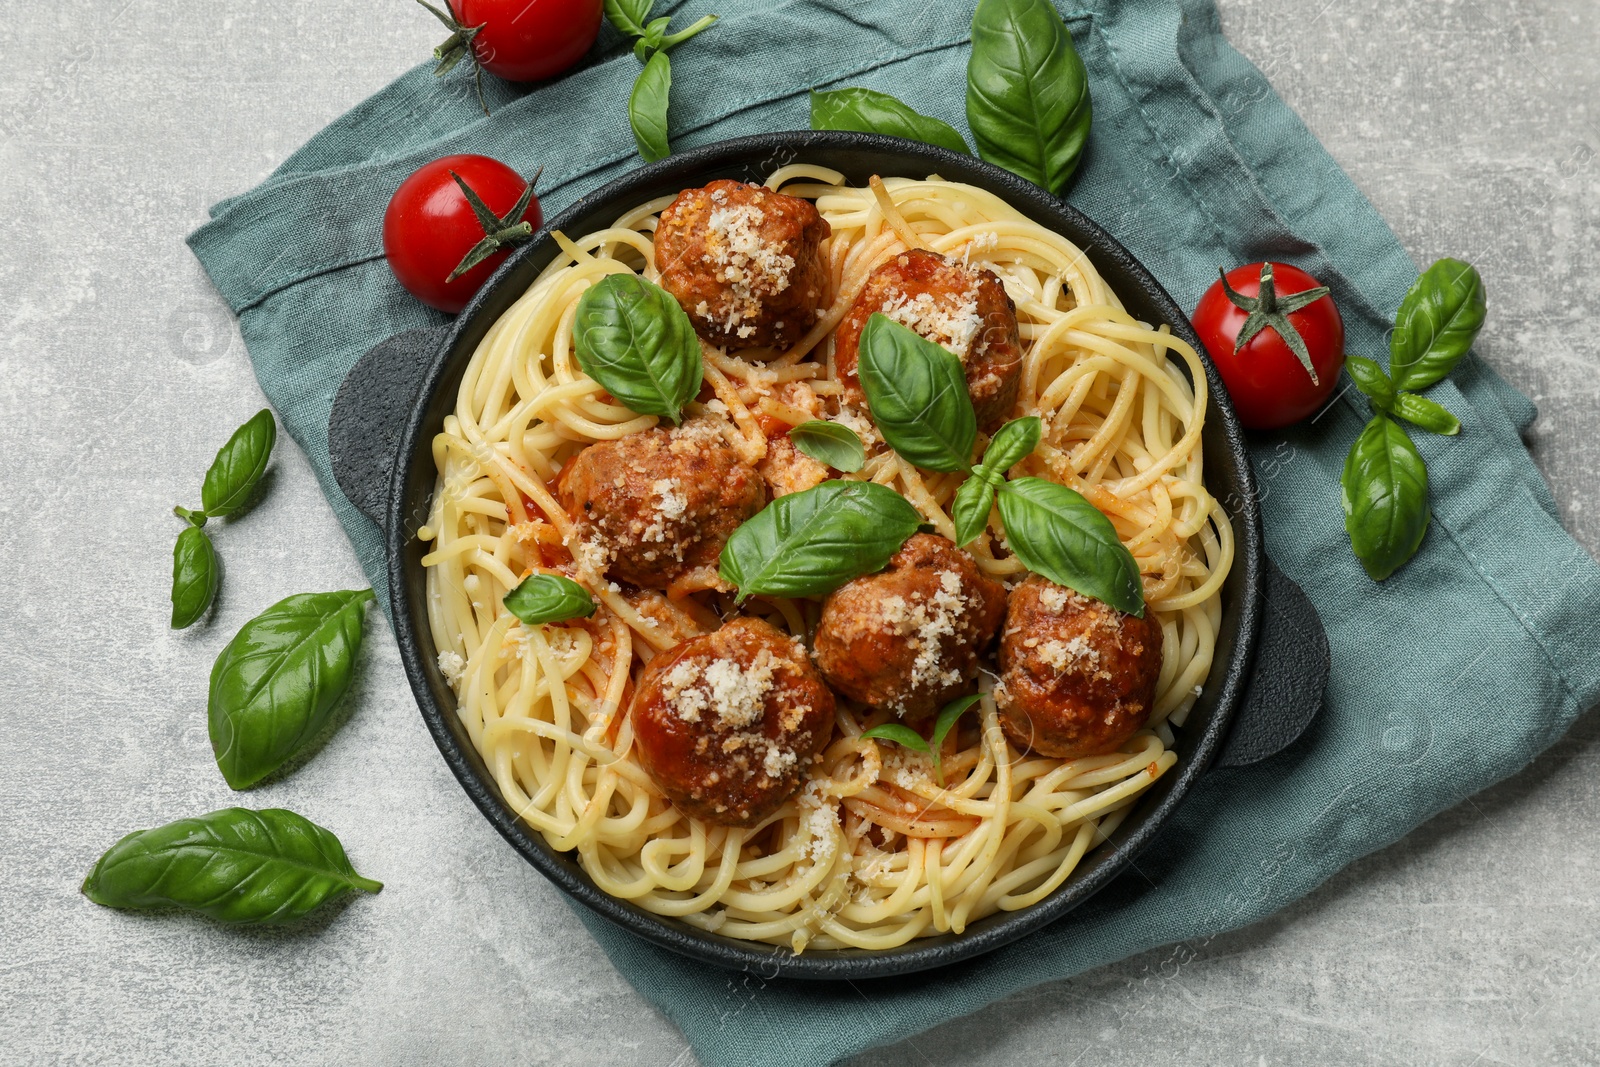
{"left": 879, "top": 570, "right": 969, "bottom": 712}
{"left": 660, "top": 649, "right": 778, "bottom": 728}
{"left": 703, "top": 201, "right": 795, "bottom": 330}
{"left": 437, "top": 650, "right": 467, "bottom": 687}
{"left": 881, "top": 284, "right": 983, "bottom": 357}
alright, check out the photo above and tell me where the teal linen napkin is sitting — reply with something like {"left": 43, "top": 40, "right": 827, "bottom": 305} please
{"left": 188, "top": 1, "right": 1600, "bottom": 1063}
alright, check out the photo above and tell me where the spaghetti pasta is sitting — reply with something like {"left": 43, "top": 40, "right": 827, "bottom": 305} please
{"left": 420, "top": 168, "right": 1232, "bottom": 951}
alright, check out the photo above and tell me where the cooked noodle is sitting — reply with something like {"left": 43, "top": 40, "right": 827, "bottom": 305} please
{"left": 420, "top": 168, "right": 1232, "bottom": 951}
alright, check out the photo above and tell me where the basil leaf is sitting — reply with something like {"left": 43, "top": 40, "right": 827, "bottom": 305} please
{"left": 997, "top": 477, "right": 1144, "bottom": 616}
{"left": 628, "top": 50, "right": 672, "bottom": 162}
{"left": 860, "top": 723, "right": 930, "bottom": 756}
{"left": 170, "top": 526, "right": 218, "bottom": 630}
{"left": 603, "top": 0, "right": 653, "bottom": 37}
{"left": 1392, "top": 392, "right": 1461, "bottom": 436}
{"left": 809, "top": 88, "right": 971, "bottom": 156}
{"left": 1344, "top": 355, "right": 1395, "bottom": 411}
{"left": 573, "top": 273, "right": 701, "bottom": 423}
{"left": 1340, "top": 414, "right": 1431, "bottom": 581}
{"left": 504, "top": 573, "right": 597, "bottom": 625}
{"left": 1389, "top": 258, "right": 1486, "bottom": 392}
{"left": 788, "top": 420, "right": 865, "bottom": 473}
{"left": 983, "top": 416, "right": 1041, "bottom": 473}
{"left": 209, "top": 590, "right": 375, "bottom": 790}
{"left": 930, "top": 692, "right": 983, "bottom": 783}
{"left": 858, "top": 314, "right": 977, "bottom": 473}
{"left": 966, "top": 0, "right": 1092, "bottom": 195}
{"left": 952, "top": 465, "right": 1000, "bottom": 548}
{"left": 82, "top": 807, "right": 381, "bottom": 924}
{"left": 200, "top": 409, "right": 276, "bottom": 518}
{"left": 719, "top": 480, "right": 922, "bottom": 601}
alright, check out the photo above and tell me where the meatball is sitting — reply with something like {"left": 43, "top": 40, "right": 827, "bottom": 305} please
{"left": 556, "top": 416, "right": 764, "bottom": 590}
{"left": 631, "top": 617, "right": 835, "bottom": 827}
{"left": 995, "top": 576, "right": 1164, "bottom": 760}
{"left": 654, "top": 179, "right": 831, "bottom": 351}
{"left": 834, "top": 249, "right": 1024, "bottom": 430}
{"left": 813, "top": 534, "right": 1006, "bottom": 718}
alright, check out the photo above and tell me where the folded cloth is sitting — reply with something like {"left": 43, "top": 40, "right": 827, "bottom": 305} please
{"left": 188, "top": 1, "right": 1600, "bottom": 1063}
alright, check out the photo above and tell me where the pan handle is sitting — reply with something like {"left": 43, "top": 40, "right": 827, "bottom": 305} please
{"left": 329, "top": 329, "right": 1330, "bottom": 769}
{"left": 1211, "top": 558, "right": 1330, "bottom": 769}
{"left": 328, "top": 325, "right": 451, "bottom": 526}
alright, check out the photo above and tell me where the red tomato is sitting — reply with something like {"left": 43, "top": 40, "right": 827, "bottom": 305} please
{"left": 1192, "top": 262, "right": 1345, "bottom": 430}
{"left": 451, "top": 0, "right": 603, "bottom": 82}
{"left": 382, "top": 154, "right": 541, "bottom": 314}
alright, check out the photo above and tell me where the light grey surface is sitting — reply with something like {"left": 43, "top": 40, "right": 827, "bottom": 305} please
{"left": 1, "top": 1, "right": 1596, "bottom": 1064}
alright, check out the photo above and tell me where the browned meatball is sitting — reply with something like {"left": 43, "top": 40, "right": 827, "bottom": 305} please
{"left": 834, "top": 249, "right": 1024, "bottom": 431}
{"left": 995, "top": 576, "right": 1163, "bottom": 759}
{"left": 813, "top": 534, "right": 1006, "bottom": 718}
{"left": 556, "top": 417, "right": 764, "bottom": 590}
{"left": 654, "top": 179, "right": 831, "bottom": 351}
{"left": 631, "top": 617, "right": 836, "bottom": 826}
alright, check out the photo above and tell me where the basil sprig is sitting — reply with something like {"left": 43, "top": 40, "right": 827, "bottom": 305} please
{"left": 861, "top": 692, "right": 984, "bottom": 784}
{"left": 858, "top": 314, "right": 977, "bottom": 472}
{"left": 82, "top": 807, "right": 381, "bottom": 924}
{"left": 1341, "top": 416, "right": 1430, "bottom": 581}
{"left": 966, "top": 0, "right": 1092, "bottom": 195}
{"left": 169, "top": 409, "right": 278, "bottom": 630}
{"left": 789, "top": 420, "right": 866, "bottom": 473}
{"left": 854, "top": 315, "right": 1140, "bottom": 614}
{"left": 209, "top": 590, "right": 375, "bottom": 790}
{"left": 605, "top": 0, "right": 718, "bottom": 162}
{"left": 504, "top": 573, "right": 597, "bottom": 626}
{"left": 1339, "top": 259, "right": 1483, "bottom": 580}
{"left": 170, "top": 525, "right": 219, "bottom": 630}
{"left": 809, "top": 88, "right": 971, "bottom": 156}
{"left": 952, "top": 416, "right": 1040, "bottom": 546}
{"left": 573, "top": 273, "right": 702, "bottom": 423}
{"left": 718, "top": 480, "right": 923, "bottom": 602}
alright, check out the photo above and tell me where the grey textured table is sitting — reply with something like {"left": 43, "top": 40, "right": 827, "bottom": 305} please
{"left": 3, "top": 2, "right": 1596, "bottom": 1064}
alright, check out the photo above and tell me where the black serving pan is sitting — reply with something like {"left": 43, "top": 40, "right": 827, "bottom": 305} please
{"left": 328, "top": 132, "right": 1329, "bottom": 980}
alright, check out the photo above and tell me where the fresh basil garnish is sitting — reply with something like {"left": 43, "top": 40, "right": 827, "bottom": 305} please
{"left": 809, "top": 88, "right": 971, "bottom": 156}
{"left": 719, "top": 480, "right": 922, "bottom": 602}
{"left": 858, "top": 314, "right": 977, "bottom": 473}
{"left": 503, "top": 573, "right": 597, "bottom": 625}
{"left": 862, "top": 692, "right": 984, "bottom": 784}
{"left": 1345, "top": 355, "right": 1396, "bottom": 411}
{"left": 982, "top": 415, "right": 1041, "bottom": 473}
{"left": 788, "top": 420, "right": 866, "bottom": 473}
{"left": 1389, "top": 258, "right": 1486, "bottom": 392}
{"left": 997, "top": 477, "right": 1144, "bottom": 616}
{"left": 1341, "top": 414, "right": 1431, "bottom": 581}
{"left": 952, "top": 466, "right": 1002, "bottom": 548}
{"left": 200, "top": 408, "right": 277, "bottom": 518}
{"left": 628, "top": 50, "right": 672, "bottom": 162}
{"left": 966, "top": 0, "right": 1092, "bottom": 195}
{"left": 209, "top": 590, "right": 375, "bottom": 790}
{"left": 573, "top": 273, "right": 702, "bottom": 423}
{"left": 1391, "top": 392, "right": 1460, "bottom": 436}
{"left": 82, "top": 807, "right": 381, "bottom": 924}
{"left": 170, "top": 526, "right": 219, "bottom": 630}
{"left": 951, "top": 416, "right": 1041, "bottom": 547}
{"left": 860, "top": 723, "right": 929, "bottom": 756}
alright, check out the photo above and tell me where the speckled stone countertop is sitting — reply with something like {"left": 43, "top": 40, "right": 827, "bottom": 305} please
{"left": 2, "top": 1, "right": 1596, "bottom": 1063}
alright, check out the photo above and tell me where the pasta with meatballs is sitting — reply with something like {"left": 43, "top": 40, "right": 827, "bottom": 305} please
{"left": 420, "top": 168, "right": 1232, "bottom": 952}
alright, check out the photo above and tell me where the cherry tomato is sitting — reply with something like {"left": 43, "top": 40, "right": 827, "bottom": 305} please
{"left": 1192, "top": 262, "right": 1345, "bottom": 430}
{"left": 382, "top": 154, "right": 541, "bottom": 314}
{"left": 451, "top": 0, "right": 603, "bottom": 83}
